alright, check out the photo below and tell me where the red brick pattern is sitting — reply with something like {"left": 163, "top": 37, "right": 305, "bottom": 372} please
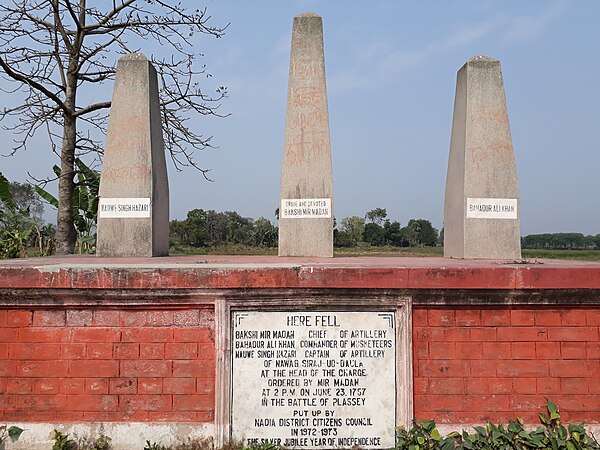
{"left": 0, "top": 309, "right": 215, "bottom": 423}
{"left": 413, "top": 307, "right": 600, "bottom": 424}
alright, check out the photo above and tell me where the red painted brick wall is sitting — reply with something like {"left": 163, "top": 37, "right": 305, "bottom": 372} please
{"left": 0, "top": 308, "right": 215, "bottom": 423}
{"left": 413, "top": 307, "right": 600, "bottom": 424}
{"left": 2, "top": 304, "right": 599, "bottom": 425}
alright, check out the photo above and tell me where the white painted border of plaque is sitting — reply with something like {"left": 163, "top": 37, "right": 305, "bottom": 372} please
{"left": 98, "top": 197, "right": 151, "bottom": 218}
{"left": 214, "top": 297, "right": 412, "bottom": 450}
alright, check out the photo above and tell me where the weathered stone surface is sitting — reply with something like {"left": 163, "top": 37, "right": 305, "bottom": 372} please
{"left": 444, "top": 56, "right": 521, "bottom": 259}
{"left": 279, "top": 12, "right": 334, "bottom": 257}
{"left": 97, "top": 53, "right": 169, "bottom": 257}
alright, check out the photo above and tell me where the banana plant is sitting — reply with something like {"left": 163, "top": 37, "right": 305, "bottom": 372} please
{"left": 35, "top": 158, "right": 99, "bottom": 254}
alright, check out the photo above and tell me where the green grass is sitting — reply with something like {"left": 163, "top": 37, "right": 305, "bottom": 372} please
{"left": 170, "top": 244, "right": 277, "bottom": 256}
{"left": 170, "top": 244, "right": 600, "bottom": 261}
{"left": 522, "top": 249, "right": 600, "bottom": 261}
{"left": 333, "top": 245, "right": 443, "bottom": 257}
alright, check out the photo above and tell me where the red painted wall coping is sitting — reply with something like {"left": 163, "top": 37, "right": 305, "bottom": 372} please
{"left": 1, "top": 256, "right": 599, "bottom": 290}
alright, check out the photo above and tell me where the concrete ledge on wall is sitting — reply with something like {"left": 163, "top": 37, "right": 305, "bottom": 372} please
{"left": 1, "top": 255, "right": 599, "bottom": 448}
{"left": 0, "top": 255, "right": 599, "bottom": 291}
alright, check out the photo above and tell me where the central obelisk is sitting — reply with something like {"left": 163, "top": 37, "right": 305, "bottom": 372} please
{"left": 279, "top": 12, "right": 334, "bottom": 257}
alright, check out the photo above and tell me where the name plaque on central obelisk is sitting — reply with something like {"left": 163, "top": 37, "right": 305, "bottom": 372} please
{"left": 231, "top": 311, "right": 397, "bottom": 449}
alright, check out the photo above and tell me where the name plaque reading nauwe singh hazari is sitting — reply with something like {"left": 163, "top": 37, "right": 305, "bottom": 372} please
{"left": 231, "top": 311, "right": 397, "bottom": 449}
{"left": 98, "top": 197, "right": 151, "bottom": 218}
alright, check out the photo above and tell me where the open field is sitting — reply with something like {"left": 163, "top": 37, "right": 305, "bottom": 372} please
{"left": 521, "top": 249, "right": 600, "bottom": 261}
{"left": 170, "top": 245, "right": 600, "bottom": 261}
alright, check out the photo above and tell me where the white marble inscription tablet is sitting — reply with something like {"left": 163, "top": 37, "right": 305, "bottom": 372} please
{"left": 280, "top": 198, "right": 331, "bottom": 218}
{"left": 98, "top": 198, "right": 151, "bottom": 218}
{"left": 231, "top": 311, "right": 396, "bottom": 449}
{"left": 466, "top": 198, "right": 518, "bottom": 219}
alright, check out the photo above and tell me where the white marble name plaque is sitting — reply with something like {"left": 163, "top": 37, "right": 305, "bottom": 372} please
{"left": 280, "top": 198, "right": 331, "bottom": 219}
{"left": 231, "top": 311, "right": 396, "bottom": 449}
{"left": 466, "top": 198, "right": 518, "bottom": 219}
{"left": 98, "top": 198, "right": 151, "bottom": 218}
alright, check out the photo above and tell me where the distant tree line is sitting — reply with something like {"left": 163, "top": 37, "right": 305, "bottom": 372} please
{"left": 169, "top": 207, "right": 441, "bottom": 249}
{"left": 170, "top": 207, "right": 600, "bottom": 251}
{"left": 3, "top": 174, "right": 600, "bottom": 258}
{"left": 521, "top": 233, "right": 600, "bottom": 250}
{"left": 334, "top": 208, "right": 439, "bottom": 248}
{"left": 170, "top": 209, "right": 278, "bottom": 248}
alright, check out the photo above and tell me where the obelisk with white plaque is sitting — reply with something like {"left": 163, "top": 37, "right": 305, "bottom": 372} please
{"left": 279, "top": 12, "right": 334, "bottom": 257}
{"left": 96, "top": 53, "right": 169, "bottom": 257}
{"left": 444, "top": 56, "right": 521, "bottom": 259}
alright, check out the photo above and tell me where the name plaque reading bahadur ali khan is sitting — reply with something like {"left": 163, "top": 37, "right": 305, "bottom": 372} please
{"left": 466, "top": 198, "right": 517, "bottom": 220}
{"left": 231, "top": 311, "right": 396, "bottom": 449}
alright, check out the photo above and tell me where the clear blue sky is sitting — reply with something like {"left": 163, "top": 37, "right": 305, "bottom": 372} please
{"left": 1, "top": 0, "right": 599, "bottom": 235}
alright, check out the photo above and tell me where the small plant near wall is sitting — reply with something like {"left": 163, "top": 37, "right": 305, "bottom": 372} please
{"left": 144, "top": 441, "right": 169, "bottom": 450}
{"left": 51, "top": 430, "right": 76, "bottom": 450}
{"left": 51, "top": 430, "right": 111, "bottom": 450}
{"left": 396, "top": 400, "right": 600, "bottom": 450}
{"left": 0, "top": 425, "right": 24, "bottom": 447}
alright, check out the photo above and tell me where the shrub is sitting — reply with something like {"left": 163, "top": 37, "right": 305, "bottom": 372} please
{"left": 396, "top": 400, "right": 600, "bottom": 450}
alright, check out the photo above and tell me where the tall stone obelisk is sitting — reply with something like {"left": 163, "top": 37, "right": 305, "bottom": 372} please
{"left": 444, "top": 56, "right": 521, "bottom": 259}
{"left": 96, "top": 53, "right": 169, "bottom": 257}
{"left": 279, "top": 12, "right": 334, "bottom": 257}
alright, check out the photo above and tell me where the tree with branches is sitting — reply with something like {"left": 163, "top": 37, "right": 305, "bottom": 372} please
{"left": 0, "top": 0, "right": 228, "bottom": 254}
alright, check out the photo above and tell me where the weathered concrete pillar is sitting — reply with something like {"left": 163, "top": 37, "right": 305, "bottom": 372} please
{"left": 96, "top": 53, "right": 169, "bottom": 257}
{"left": 279, "top": 12, "right": 334, "bottom": 257}
{"left": 444, "top": 56, "right": 521, "bottom": 259}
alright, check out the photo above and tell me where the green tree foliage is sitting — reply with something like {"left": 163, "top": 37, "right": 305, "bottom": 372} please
{"left": 0, "top": 181, "right": 44, "bottom": 224}
{"left": 0, "top": 172, "right": 53, "bottom": 258}
{"left": 335, "top": 210, "right": 442, "bottom": 249}
{"left": 363, "top": 222, "right": 386, "bottom": 246}
{"left": 170, "top": 210, "right": 277, "bottom": 248}
{"left": 522, "top": 233, "right": 598, "bottom": 250}
{"left": 365, "top": 207, "right": 387, "bottom": 225}
{"left": 253, "top": 217, "right": 278, "bottom": 248}
{"left": 338, "top": 216, "right": 365, "bottom": 247}
{"left": 404, "top": 219, "right": 439, "bottom": 247}
{"left": 384, "top": 220, "right": 404, "bottom": 246}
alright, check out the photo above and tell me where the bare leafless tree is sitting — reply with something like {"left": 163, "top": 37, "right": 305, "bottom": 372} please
{"left": 0, "top": 0, "right": 228, "bottom": 254}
